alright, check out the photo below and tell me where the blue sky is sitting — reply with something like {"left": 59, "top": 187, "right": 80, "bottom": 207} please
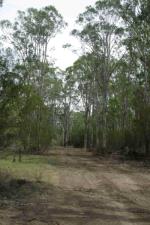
{"left": 0, "top": 0, "right": 95, "bottom": 69}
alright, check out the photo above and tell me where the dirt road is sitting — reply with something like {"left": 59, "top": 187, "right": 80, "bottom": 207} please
{"left": 0, "top": 148, "right": 150, "bottom": 225}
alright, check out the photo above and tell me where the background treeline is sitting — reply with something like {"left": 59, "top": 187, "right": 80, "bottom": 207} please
{"left": 0, "top": 0, "right": 150, "bottom": 158}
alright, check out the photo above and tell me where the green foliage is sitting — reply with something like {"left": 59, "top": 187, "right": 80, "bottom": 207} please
{"left": 0, "top": 1, "right": 150, "bottom": 158}
{"left": 0, "top": 5, "right": 65, "bottom": 154}
{"left": 70, "top": 112, "right": 85, "bottom": 147}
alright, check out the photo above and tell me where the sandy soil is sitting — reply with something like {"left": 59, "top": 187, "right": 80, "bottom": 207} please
{"left": 0, "top": 148, "right": 150, "bottom": 225}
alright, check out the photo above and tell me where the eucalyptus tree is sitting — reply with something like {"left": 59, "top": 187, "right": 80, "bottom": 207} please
{"left": 118, "top": 0, "right": 150, "bottom": 155}
{"left": 0, "top": 6, "right": 65, "bottom": 152}
{"left": 0, "top": 56, "right": 24, "bottom": 155}
{"left": 1, "top": 6, "right": 65, "bottom": 87}
{"left": 118, "top": 0, "right": 150, "bottom": 102}
{"left": 72, "top": 0, "right": 124, "bottom": 152}
{"left": 72, "top": 54, "right": 96, "bottom": 149}
{"left": 106, "top": 55, "right": 136, "bottom": 150}
{"left": 58, "top": 67, "right": 79, "bottom": 147}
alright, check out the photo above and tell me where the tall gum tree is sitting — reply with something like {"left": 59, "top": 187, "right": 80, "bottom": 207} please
{"left": 72, "top": 0, "right": 124, "bottom": 152}
{"left": 117, "top": 0, "right": 150, "bottom": 155}
{"left": 0, "top": 6, "right": 66, "bottom": 152}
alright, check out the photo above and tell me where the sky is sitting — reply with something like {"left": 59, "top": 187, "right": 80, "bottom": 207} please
{"left": 0, "top": 0, "right": 95, "bottom": 69}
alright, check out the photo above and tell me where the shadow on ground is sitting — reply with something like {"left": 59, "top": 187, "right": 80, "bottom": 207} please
{"left": 0, "top": 149, "right": 150, "bottom": 225}
{"left": 0, "top": 181, "right": 149, "bottom": 225}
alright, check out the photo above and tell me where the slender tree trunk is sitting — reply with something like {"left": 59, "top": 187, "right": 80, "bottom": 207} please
{"left": 64, "top": 129, "right": 67, "bottom": 147}
{"left": 18, "top": 149, "right": 22, "bottom": 162}
{"left": 63, "top": 103, "right": 70, "bottom": 147}
{"left": 145, "top": 137, "right": 149, "bottom": 157}
{"left": 102, "top": 85, "right": 108, "bottom": 153}
{"left": 84, "top": 108, "right": 88, "bottom": 150}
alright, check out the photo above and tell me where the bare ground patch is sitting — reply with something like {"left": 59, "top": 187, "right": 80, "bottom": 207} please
{"left": 0, "top": 148, "right": 150, "bottom": 225}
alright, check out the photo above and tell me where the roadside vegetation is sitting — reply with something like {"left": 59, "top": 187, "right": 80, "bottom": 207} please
{"left": 0, "top": 0, "right": 150, "bottom": 160}
{"left": 0, "top": 1, "right": 150, "bottom": 223}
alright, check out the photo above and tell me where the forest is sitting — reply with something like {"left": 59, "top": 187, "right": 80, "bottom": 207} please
{"left": 0, "top": 0, "right": 150, "bottom": 159}
{"left": 0, "top": 1, "right": 150, "bottom": 224}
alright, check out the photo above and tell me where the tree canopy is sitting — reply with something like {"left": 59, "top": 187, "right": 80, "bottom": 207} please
{"left": 0, "top": 0, "right": 150, "bottom": 159}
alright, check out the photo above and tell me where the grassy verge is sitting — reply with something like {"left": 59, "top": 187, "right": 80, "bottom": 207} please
{"left": 0, "top": 154, "right": 57, "bottom": 182}
{"left": 0, "top": 153, "right": 58, "bottom": 206}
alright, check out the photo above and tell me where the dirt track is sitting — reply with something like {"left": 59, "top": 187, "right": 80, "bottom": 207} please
{"left": 0, "top": 148, "right": 150, "bottom": 225}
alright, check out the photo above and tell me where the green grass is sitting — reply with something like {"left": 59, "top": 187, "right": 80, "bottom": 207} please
{"left": 0, "top": 154, "right": 57, "bottom": 183}
{"left": 0, "top": 154, "right": 52, "bottom": 202}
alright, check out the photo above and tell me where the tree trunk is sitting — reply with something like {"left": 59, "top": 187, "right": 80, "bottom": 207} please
{"left": 102, "top": 86, "right": 108, "bottom": 153}
{"left": 18, "top": 149, "right": 22, "bottom": 162}
{"left": 145, "top": 137, "right": 150, "bottom": 157}
{"left": 84, "top": 109, "right": 88, "bottom": 150}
